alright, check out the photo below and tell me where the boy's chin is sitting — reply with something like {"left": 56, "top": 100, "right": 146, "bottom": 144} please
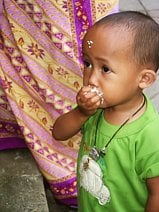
{"left": 99, "top": 103, "right": 107, "bottom": 109}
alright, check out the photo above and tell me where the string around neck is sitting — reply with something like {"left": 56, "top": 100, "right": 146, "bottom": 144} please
{"left": 93, "top": 95, "right": 146, "bottom": 157}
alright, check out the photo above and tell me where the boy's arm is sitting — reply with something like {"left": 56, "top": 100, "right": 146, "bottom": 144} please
{"left": 52, "top": 106, "right": 89, "bottom": 140}
{"left": 145, "top": 177, "right": 159, "bottom": 212}
{"left": 52, "top": 85, "right": 103, "bottom": 141}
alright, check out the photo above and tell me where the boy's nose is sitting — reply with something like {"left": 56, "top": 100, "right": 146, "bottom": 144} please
{"left": 88, "top": 70, "right": 99, "bottom": 87}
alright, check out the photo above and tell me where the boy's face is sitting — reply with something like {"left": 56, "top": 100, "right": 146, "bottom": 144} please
{"left": 82, "top": 25, "right": 142, "bottom": 108}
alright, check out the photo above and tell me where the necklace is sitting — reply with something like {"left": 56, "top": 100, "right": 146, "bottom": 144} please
{"left": 89, "top": 95, "right": 146, "bottom": 161}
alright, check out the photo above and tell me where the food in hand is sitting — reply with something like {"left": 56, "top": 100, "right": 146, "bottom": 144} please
{"left": 90, "top": 86, "right": 104, "bottom": 104}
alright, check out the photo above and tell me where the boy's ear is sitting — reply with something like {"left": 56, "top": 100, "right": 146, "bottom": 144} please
{"left": 138, "top": 69, "right": 157, "bottom": 89}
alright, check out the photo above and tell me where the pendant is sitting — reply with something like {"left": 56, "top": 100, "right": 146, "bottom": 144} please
{"left": 89, "top": 146, "right": 106, "bottom": 169}
{"left": 79, "top": 155, "right": 111, "bottom": 205}
{"left": 89, "top": 146, "right": 106, "bottom": 160}
{"left": 100, "top": 147, "right": 106, "bottom": 157}
{"left": 89, "top": 146, "right": 100, "bottom": 161}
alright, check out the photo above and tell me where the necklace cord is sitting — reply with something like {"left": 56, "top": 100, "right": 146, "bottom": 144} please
{"left": 94, "top": 96, "right": 146, "bottom": 154}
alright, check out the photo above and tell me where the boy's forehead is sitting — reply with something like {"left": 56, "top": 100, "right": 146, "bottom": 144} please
{"left": 85, "top": 24, "right": 129, "bottom": 39}
{"left": 82, "top": 25, "right": 134, "bottom": 61}
{"left": 83, "top": 25, "right": 133, "bottom": 49}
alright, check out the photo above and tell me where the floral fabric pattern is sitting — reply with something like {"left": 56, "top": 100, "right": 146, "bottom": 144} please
{"left": 0, "top": 0, "right": 118, "bottom": 206}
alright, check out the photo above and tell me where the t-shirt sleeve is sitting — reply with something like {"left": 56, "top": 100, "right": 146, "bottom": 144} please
{"left": 135, "top": 121, "right": 159, "bottom": 180}
{"left": 81, "top": 110, "right": 102, "bottom": 134}
{"left": 136, "top": 151, "right": 159, "bottom": 180}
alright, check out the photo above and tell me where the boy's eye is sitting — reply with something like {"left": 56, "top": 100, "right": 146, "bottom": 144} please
{"left": 102, "top": 66, "right": 111, "bottom": 73}
{"left": 83, "top": 61, "right": 92, "bottom": 69}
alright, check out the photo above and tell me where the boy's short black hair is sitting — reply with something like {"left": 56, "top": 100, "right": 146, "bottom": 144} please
{"left": 95, "top": 11, "right": 159, "bottom": 72}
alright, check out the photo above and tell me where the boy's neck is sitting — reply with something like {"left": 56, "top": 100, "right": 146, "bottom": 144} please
{"left": 103, "top": 95, "right": 146, "bottom": 125}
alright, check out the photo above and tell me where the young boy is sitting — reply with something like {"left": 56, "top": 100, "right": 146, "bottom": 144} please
{"left": 52, "top": 11, "right": 159, "bottom": 211}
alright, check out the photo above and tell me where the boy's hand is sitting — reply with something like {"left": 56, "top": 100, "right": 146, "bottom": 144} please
{"left": 76, "top": 86, "right": 104, "bottom": 117}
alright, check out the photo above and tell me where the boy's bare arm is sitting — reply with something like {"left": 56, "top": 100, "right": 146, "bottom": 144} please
{"left": 52, "top": 86, "right": 102, "bottom": 141}
{"left": 52, "top": 106, "right": 89, "bottom": 140}
{"left": 145, "top": 176, "right": 159, "bottom": 212}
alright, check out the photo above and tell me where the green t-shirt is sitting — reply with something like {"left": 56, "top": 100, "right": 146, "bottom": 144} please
{"left": 77, "top": 96, "right": 159, "bottom": 212}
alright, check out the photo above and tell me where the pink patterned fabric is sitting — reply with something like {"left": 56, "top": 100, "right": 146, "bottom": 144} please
{"left": 0, "top": 0, "right": 118, "bottom": 206}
